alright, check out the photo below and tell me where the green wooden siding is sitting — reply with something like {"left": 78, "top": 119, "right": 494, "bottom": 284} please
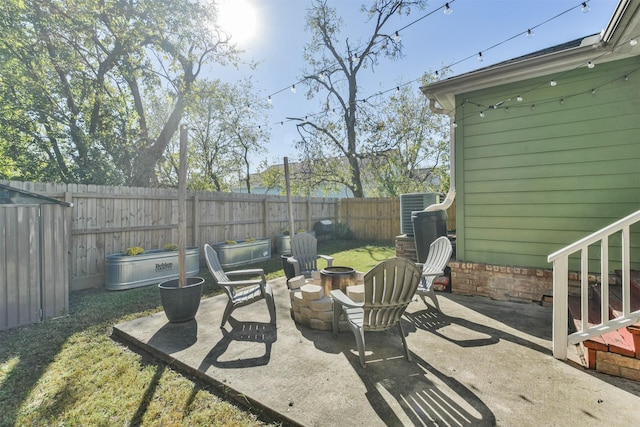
{"left": 455, "top": 55, "right": 640, "bottom": 270}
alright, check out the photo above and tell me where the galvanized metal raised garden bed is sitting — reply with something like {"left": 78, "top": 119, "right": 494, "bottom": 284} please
{"left": 211, "top": 238, "right": 272, "bottom": 268}
{"left": 105, "top": 247, "right": 200, "bottom": 291}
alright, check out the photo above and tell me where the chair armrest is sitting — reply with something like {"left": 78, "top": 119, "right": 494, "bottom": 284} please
{"left": 422, "top": 271, "right": 444, "bottom": 277}
{"left": 226, "top": 269, "right": 266, "bottom": 282}
{"left": 330, "top": 289, "right": 363, "bottom": 309}
{"left": 286, "top": 257, "right": 301, "bottom": 276}
{"left": 219, "top": 278, "right": 264, "bottom": 288}
{"left": 318, "top": 254, "right": 334, "bottom": 268}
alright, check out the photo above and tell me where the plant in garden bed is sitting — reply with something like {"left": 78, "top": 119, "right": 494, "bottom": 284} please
{"left": 124, "top": 246, "right": 145, "bottom": 256}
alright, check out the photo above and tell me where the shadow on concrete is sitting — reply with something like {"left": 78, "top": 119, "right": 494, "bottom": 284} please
{"left": 405, "top": 308, "right": 551, "bottom": 355}
{"left": 146, "top": 318, "right": 199, "bottom": 353}
{"left": 355, "top": 353, "right": 497, "bottom": 426}
{"left": 440, "top": 293, "right": 553, "bottom": 341}
{"left": 199, "top": 317, "right": 277, "bottom": 369}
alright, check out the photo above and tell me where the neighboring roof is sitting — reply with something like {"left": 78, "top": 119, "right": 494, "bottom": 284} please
{"left": 422, "top": 0, "right": 640, "bottom": 113}
{"left": 0, "top": 183, "right": 73, "bottom": 207}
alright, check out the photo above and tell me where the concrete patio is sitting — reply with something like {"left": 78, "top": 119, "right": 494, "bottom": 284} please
{"left": 112, "top": 277, "right": 640, "bottom": 426}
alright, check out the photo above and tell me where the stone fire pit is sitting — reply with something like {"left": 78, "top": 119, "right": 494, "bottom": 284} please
{"left": 288, "top": 269, "right": 364, "bottom": 331}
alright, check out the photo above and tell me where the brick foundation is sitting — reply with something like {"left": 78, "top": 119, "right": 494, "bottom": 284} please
{"left": 395, "top": 234, "right": 553, "bottom": 303}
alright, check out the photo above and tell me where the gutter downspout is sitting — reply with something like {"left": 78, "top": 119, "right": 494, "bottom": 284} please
{"left": 423, "top": 97, "right": 455, "bottom": 212}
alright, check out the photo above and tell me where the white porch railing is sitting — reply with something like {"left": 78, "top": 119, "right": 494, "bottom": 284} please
{"left": 547, "top": 209, "right": 640, "bottom": 359}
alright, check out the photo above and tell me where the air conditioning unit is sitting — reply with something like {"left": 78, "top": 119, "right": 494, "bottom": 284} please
{"left": 400, "top": 193, "right": 440, "bottom": 236}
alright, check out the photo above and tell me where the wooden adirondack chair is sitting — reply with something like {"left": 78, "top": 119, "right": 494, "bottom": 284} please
{"left": 331, "top": 257, "right": 422, "bottom": 368}
{"left": 287, "top": 232, "right": 333, "bottom": 277}
{"left": 416, "top": 236, "right": 452, "bottom": 312}
{"left": 204, "top": 244, "right": 276, "bottom": 328}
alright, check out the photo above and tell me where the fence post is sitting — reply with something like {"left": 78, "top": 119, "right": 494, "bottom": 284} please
{"left": 193, "top": 193, "right": 200, "bottom": 248}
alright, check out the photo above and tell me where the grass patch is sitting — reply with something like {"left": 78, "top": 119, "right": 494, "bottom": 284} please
{"left": 0, "top": 240, "right": 394, "bottom": 426}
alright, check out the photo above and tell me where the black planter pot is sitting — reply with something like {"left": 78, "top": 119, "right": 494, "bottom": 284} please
{"left": 158, "top": 277, "right": 205, "bottom": 323}
{"left": 281, "top": 254, "right": 296, "bottom": 280}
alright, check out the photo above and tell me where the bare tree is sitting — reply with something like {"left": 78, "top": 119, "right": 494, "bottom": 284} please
{"left": 292, "top": 0, "right": 429, "bottom": 197}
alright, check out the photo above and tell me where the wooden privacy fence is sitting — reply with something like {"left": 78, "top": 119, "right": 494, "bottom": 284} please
{"left": 1, "top": 181, "right": 455, "bottom": 291}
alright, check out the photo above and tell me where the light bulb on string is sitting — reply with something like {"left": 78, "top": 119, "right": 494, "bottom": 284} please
{"left": 267, "top": 96, "right": 272, "bottom": 105}
{"left": 394, "top": 31, "right": 401, "bottom": 42}
{"left": 516, "top": 95, "right": 523, "bottom": 102}
{"left": 477, "top": 52, "right": 484, "bottom": 62}
{"left": 291, "top": 85, "right": 296, "bottom": 94}
{"left": 527, "top": 29, "right": 534, "bottom": 38}
{"left": 587, "top": 61, "right": 595, "bottom": 69}
{"left": 444, "top": 3, "right": 452, "bottom": 15}
{"left": 479, "top": 111, "right": 485, "bottom": 118}
{"left": 550, "top": 80, "right": 557, "bottom": 87}
{"left": 581, "top": 2, "right": 590, "bottom": 13}
{"left": 630, "top": 39, "right": 638, "bottom": 46}
{"left": 280, "top": 121, "right": 284, "bottom": 127}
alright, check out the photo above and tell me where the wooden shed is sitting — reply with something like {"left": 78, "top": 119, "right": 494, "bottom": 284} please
{"left": 0, "top": 183, "right": 72, "bottom": 331}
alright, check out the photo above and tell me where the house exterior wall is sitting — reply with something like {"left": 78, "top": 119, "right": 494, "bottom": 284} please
{"left": 454, "top": 55, "right": 640, "bottom": 272}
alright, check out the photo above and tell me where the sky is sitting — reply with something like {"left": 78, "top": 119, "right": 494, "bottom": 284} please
{"left": 211, "top": 0, "right": 618, "bottom": 170}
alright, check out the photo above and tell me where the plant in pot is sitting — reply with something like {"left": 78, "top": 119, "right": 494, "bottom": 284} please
{"left": 158, "top": 125, "right": 205, "bottom": 323}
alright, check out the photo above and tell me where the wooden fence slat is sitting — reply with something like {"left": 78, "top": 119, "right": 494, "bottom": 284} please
{"left": 1, "top": 180, "right": 456, "bottom": 290}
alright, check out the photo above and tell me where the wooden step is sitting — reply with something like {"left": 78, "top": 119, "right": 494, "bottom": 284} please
{"left": 567, "top": 293, "right": 636, "bottom": 370}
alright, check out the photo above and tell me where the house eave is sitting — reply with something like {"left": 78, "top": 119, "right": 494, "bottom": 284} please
{"left": 422, "top": 0, "right": 640, "bottom": 114}
{"left": 421, "top": 35, "right": 604, "bottom": 113}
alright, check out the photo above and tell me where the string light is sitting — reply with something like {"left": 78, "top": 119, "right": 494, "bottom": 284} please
{"left": 262, "top": 0, "right": 607, "bottom": 129}
{"left": 550, "top": 80, "right": 557, "bottom": 86}
{"left": 394, "top": 31, "right": 401, "bottom": 42}
{"left": 516, "top": 96, "right": 523, "bottom": 102}
{"left": 587, "top": 61, "right": 595, "bottom": 69}
{"left": 630, "top": 39, "right": 638, "bottom": 46}
{"left": 479, "top": 111, "right": 485, "bottom": 117}
{"left": 267, "top": 96, "right": 272, "bottom": 105}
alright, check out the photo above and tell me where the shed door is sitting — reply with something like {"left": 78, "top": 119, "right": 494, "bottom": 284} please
{"left": 0, "top": 205, "right": 41, "bottom": 330}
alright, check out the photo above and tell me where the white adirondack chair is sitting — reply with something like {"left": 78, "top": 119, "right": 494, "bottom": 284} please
{"left": 416, "top": 236, "right": 453, "bottom": 311}
{"left": 331, "top": 257, "right": 422, "bottom": 368}
{"left": 287, "top": 232, "right": 333, "bottom": 277}
{"left": 204, "top": 244, "right": 276, "bottom": 328}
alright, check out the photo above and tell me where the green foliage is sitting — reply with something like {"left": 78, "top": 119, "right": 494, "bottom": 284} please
{"left": 0, "top": 0, "right": 239, "bottom": 186}
{"left": 156, "top": 79, "right": 270, "bottom": 192}
{"left": 224, "top": 240, "right": 238, "bottom": 245}
{"left": 163, "top": 243, "right": 178, "bottom": 251}
{"left": 124, "top": 246, "right": 145, "bottom": 256}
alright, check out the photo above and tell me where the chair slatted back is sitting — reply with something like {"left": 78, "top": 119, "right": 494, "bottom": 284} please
{"left": 204, "top": 244, "right": 234, "bottom": 297}
{"left": 362, "top": 257, "right": 421, "bottom": 331}
{"left": 422, "top": 237, "right": 452, "bottom": 284}
{"left": 290, "top": 232, "right": 318, "bottom": 273}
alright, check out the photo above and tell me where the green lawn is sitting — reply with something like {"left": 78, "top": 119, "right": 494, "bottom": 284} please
{"left": 0, "top": 240, "right": 394, "bottom": 426}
